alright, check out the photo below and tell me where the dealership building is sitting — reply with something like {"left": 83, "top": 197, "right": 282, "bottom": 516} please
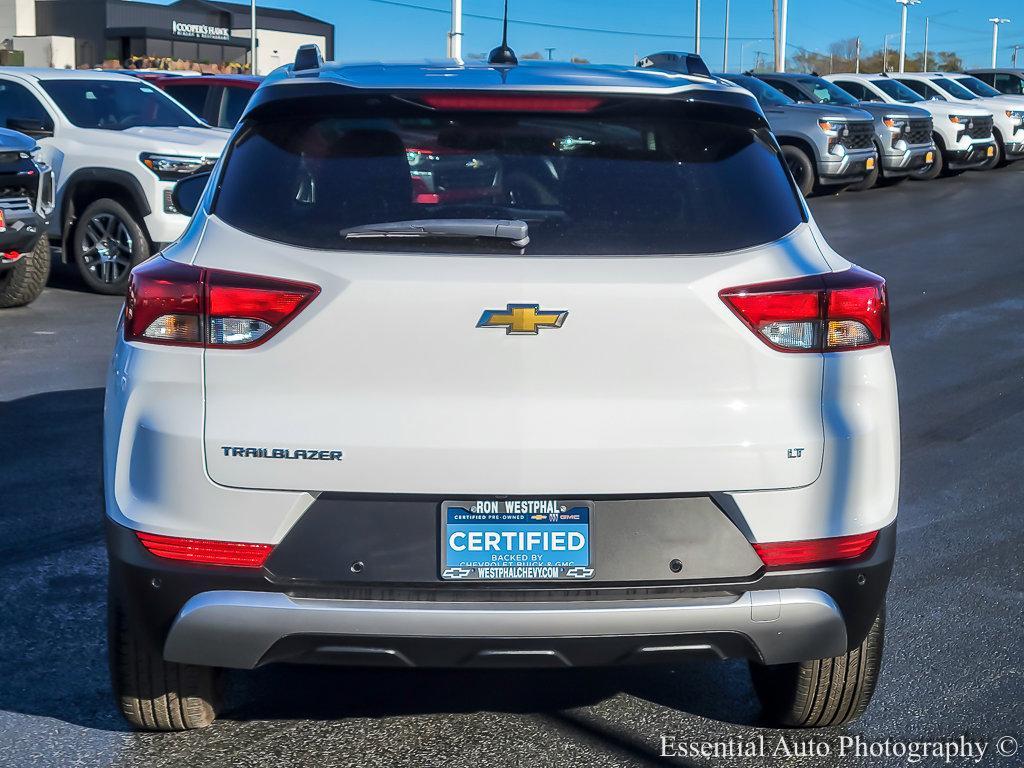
{"left": 0, "top": 0, "right": 334, "bottom": 74}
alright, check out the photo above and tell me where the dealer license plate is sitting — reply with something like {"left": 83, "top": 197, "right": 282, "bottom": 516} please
{"left": 440, "top": 500, "right": 593, "bottom": 581}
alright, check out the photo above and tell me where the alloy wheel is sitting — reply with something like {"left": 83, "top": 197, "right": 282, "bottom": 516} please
{"left": 80, "top": 213, "right": 134, "bottom": 285}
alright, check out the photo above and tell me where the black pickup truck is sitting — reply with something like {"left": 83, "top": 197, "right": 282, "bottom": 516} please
{"left": 0, "top": 128, "right": 54, "bottom": 307}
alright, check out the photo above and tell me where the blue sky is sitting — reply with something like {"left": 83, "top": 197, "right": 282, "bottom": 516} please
{"left": 156, "top": 0, "right": 1024, "bottom": 68}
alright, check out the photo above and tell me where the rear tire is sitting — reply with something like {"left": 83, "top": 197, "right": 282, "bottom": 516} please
{"left": 750, "top": 606, "right": 885, "bottom": 728}
{"left": 0, "top": 236, "right": 50, "bottom": 308}
{"left": 108, "top": 588, "right": 221, "bottom": 731}
{"left": 72, "top": 198, "right": 149, "bottom": 295}
{"left": 781, "top": 145, "right": 816, "bottom": 197}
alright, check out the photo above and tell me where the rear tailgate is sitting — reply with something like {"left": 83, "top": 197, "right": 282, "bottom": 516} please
{"left": 198, "top": 218, "right": 827, "bottom": 495}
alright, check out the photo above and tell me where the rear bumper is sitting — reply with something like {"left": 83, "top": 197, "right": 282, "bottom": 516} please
{"left": 107, "top": 515, "right": 896, "bottom": 670}
{"left": 163, "top": 588, "right": 847, "bottom": 669}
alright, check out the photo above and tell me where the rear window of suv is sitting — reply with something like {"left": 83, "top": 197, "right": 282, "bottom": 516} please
{"left": 213, "top": 98, "right": 804, "bottom": 255}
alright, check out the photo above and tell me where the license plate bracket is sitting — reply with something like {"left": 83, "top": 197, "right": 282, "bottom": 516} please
{"left": 440, "top": 500, "right": 593, "bottom": 581}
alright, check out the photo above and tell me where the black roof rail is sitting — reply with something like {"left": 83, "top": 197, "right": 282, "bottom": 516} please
{"left": 637, "top": 51, "right": 712, "bottom": 78}
{"left": 293, "top": 44, "right": 324, "bottom": 73}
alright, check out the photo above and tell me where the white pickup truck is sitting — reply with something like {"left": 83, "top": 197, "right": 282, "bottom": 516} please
{"left": 0, "top": 68, "right": 227, "bottom": 293}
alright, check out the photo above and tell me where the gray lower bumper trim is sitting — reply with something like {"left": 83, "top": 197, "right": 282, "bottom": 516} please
{"left": 163, "top": 588, "right": 847, "bottom": 669}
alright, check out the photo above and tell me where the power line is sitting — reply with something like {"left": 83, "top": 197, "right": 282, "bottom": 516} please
{"left": 362, "top": 0, "right": 764, "bottom": 41}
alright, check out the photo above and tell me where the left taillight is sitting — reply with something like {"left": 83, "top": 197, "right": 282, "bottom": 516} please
{"left": 719, "top": 267, "right": 889, "bottom": 353}
{"left": 125, "top": 258, "right": 319, "bottom": 348}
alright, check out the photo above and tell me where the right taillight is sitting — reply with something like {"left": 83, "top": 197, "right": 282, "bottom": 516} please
{"left": 125, "top": 257, "right": 319, "bottom": 348}
{"left": 719, "top": 267, "right": 889, "bottom": 353}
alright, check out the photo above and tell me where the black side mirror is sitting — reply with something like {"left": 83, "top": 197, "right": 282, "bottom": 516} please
{"left": 171, "top": 172, "right": 212, "bottom": 217}
{"left": 7, "top": 116, "right": 54, "bottom": 139}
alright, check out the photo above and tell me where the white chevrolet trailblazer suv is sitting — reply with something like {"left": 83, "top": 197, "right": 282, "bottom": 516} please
{"left": 826, "top": 72, "right": 995, "bottom": 179}
{"left": 0, "top": 68, "right": 228, "bottom": 293}
{"left": 105, "top": 49, "right": 900, "bottom": 731}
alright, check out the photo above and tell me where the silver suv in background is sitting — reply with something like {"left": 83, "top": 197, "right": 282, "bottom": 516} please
{"left": 756, "top": 72, "right": 934, "bottom": 191}
{"left": 718, "top": 73, "right": 877, "bottom": 197}
{"left": 825, "top": 73, "right": 995, "bottom": 180}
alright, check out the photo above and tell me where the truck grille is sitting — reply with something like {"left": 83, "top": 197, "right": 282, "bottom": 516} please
{"left": 967, "top": 116, "right": 993, "bottom": 139}
{"left": 839, "top": 120, "right": 875, "bottom": 150}
{"left": 0, "top": 196, "right": 34, "bottom": 214}
{"left": 905, "top": 118, "right": 932, "bottom": 145}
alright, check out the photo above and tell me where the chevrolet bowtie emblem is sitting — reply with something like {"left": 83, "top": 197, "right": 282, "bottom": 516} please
{"left": 477, "top": 304, "right": 568, "bottom": 335}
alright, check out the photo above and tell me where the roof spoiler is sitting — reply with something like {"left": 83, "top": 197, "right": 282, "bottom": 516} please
{"left": 637, "top": 51, "right": 712, "bottom": 78}
{"left": 293, "top": 44, "right": 324, "bottom": 74}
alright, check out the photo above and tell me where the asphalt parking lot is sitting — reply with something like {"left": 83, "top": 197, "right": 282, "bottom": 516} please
{"left": 1, "top": 165, "right": 1022, "bottom": 767}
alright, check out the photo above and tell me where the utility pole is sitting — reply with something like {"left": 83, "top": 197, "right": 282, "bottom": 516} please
{"left": 989, "top": 18, "right": 1010, "bottom": 67}
{"left": 923, "top": 17, "right": 929, "bottom": 70}
{"left": 447, "top": 0, "right": 463, "bottom": 59}
{"left": 776, "top": 0, "right": 788, "bottom": 71}
{"left": 723, "top": 0, "right": 730, "bottom": 71}
{"left": 250, "top": 0, "right": 256, "bottom": 74}
{"left": 694, "top": 0, "right": 701, "bottom": 54}
{"left": 855, "top": 36, "right": 862, "bottom": 73}
{"left": 772, "top": 0, "right": 779, "bottom": 71}
{"left": 882, "top": 33, "right": 898, "bottom": 72}
{"left": 896, "top": 0, "right": 920, "bottom": 74}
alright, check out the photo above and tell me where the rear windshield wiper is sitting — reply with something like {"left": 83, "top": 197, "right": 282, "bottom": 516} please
{"left": 340, "top": 219, "right": 529, "bottom": 247}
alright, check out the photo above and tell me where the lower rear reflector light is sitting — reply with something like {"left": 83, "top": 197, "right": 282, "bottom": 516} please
{"left": 136, "top": 531, "right": 273, "bottom": 568}
{"left": 752, "top": 530, "right": 879, "bottom": 569}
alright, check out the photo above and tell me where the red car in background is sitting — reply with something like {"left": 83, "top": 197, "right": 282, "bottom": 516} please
{"left": 152, "top": 75, "right": 262, "bottom": 128}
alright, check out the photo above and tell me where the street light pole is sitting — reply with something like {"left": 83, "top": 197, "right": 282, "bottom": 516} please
{"left": 776, "top": 0, "right": 788, "bottom": 71}
{"left": 250, "top": 0, "right": 256, "bottom": 75}
{"left": 694, "top": 0, "right": 701, "bottom": 55}
{"left": 989, "top": 18, "right": 1010, "bottom": 67}
{"left": 447, "top": 0, "right": 463, "bottom": 59}
{"left": 723, "top": 0, "right": 730, "bottom": 71}
{"left": 856, "top": 36, "right": 861, "bottom": 73}
{"left": 896, "top": 0, "right": 920, "bottom": 75}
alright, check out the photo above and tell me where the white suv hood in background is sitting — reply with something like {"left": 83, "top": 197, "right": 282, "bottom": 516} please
{"left": 193, "top": 217, "right": 833, "bottom": 496}
{"left": 110, "top": 126, "right": 229, "bottom": 155}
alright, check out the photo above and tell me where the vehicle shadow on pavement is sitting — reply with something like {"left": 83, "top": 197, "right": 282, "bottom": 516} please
{"left": 225, "top": 657, "right": 762, "bottom": 725}
{"left": 0, "top": 388, "right": 128, "bottom": 732}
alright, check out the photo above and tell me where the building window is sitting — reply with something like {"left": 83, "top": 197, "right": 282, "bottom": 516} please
{"left": 198, "top": 43, "right": 221, "bottom": 65}
{"left": 172, "top": 41, "right": 199, "bottom": 61}
{"left": 147, "top": 39, "right": 173, "bottom": 59}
